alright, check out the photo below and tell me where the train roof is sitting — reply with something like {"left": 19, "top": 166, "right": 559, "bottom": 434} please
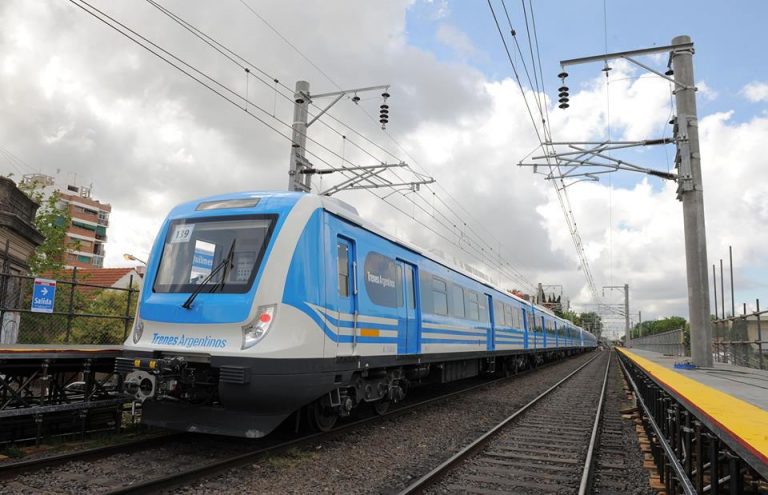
{"left": 170, "top": 191, "right": 585, "bottom": 331}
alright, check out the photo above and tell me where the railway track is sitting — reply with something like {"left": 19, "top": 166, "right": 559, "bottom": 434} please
{"left": 398, "top": 349, "right": 611, "bottom": 495}
{"left": 0, "top": 352, "right": 596, "bottom": 494}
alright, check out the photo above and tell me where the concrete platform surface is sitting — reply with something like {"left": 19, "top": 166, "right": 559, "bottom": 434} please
{"left": 627, "top": 347, "right": 768, "bottom": 411}
{"left": 619, "top": 347, "right": 768, "bottom": 470}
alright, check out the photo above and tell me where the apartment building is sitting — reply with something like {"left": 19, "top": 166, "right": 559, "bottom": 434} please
{"left": 21, "top": 174, "right": 111, "bottom": 269}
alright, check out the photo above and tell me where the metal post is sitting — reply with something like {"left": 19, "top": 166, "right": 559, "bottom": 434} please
{"left": 673, "top": 35, "right": 713, "bottom": 367}
{"left": 638, "top": 310, "right": 642, "bottom": 338}
{"left": 123, "top": 274, "right": 134, "bottom": 341}
{"left": 288, "top": 80, "right": 311, "bottom": 192}
{"left": 712, "top": 264, "right": 718, "bottom": 319}
{"left": 624, "top": 284, "right": 630, "bottom": 345}
{"left": 719, "top": 259, "right": 725, "bottom": 319}
{"left": 756, "top": 299, "right": 764, "bottom": 370}
{"left": 65, "top": 267, "right": 78, "bottom": 344}
{"left": 729, "top": 245, "right": 735, "bottom": 317}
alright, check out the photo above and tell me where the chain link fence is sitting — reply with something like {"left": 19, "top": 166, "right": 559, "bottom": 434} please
{"left": 0, "top": 268, "right": 139, "bottom": 345}
{"left": 629, "top": 328, "right": 688, "bottom": 356}
{"left": 712, "top": 304, "right": 767, "bottom": 370}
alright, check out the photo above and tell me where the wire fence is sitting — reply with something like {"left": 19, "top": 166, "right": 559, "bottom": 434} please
{"left": 629, "top": 328, "right": 688, "bottom": 357}
{"left": 712, "top": 300, "right": 767, "bottom": 370}
{"left": 0, "top": 268, "right": 139, "bottom": 346}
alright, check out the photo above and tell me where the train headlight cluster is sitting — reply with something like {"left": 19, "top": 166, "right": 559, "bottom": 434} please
{"left": 242, "top": 305, "right": 276, "bottom": 349}
{"left": 132, "top": 318, "right": 144, "bottom": 344}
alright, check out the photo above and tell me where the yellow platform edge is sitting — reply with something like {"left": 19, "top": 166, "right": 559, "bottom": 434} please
{"left": 617, "top": 347, "right": 768, "bottom": 464}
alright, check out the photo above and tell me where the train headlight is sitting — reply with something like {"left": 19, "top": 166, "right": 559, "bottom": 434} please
{"left": 132, "top": 318, "right": 144, "bottom": 344}
{"left": 242, "top": 305, "right": 276, "bottom": 349}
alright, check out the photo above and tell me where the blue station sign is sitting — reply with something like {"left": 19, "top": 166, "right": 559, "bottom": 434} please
{"left": 31, "top": 278, "right": 57, "bottom": 313}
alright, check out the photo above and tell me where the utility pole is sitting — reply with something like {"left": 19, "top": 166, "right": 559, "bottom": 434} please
{"left": 286, "top": 81, "right": 433, "bottom": 195}
{"left": 288, "top": 81, "right": 311, "bottom": 192}
{"left": 638, "top": 310, "right": 642, "bottom": 337}
{"left": 520, "top": 35, "right": 713, "bottom": 367}
{"left": 673, "top": 35, "right": 712, "bottom": 367}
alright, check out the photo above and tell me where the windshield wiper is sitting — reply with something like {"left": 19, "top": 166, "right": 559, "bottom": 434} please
{"left": 181, "top": 240, "right": 237, "bottom": 310}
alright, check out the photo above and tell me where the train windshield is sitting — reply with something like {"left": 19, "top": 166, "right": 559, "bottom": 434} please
{"left": 153, "top": 215, "right": 275, "bottom": 294}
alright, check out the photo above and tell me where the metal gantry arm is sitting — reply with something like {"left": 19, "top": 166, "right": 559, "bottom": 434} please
{"left": 519, "top": 139, "right": 678, "bottom": 187}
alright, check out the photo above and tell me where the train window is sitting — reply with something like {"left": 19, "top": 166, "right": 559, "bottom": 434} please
{"left": 450, "top": 285, "right": 465, "bottom": 318}
{"left": 479, "top": 296, "right": 490, "bottom": 323}
{"left": 432, "top": 277, "right": 448, "bottom": 315}
{"left": 466, "top": 291, "right": 480, "bottom": 321}
{"left": 504, "top": 305, "right": 513, "bottom": 327}
{"left": 419, "top": 271, "right": 434, "bottom": 314}
{"left": 154, "top": 215, "right": 275, "bottom": 294}
{"left": 493, "top": 300, "right": 504, "bottom": 325}
{"left": 363, "top": 252, "right": 401, "bottom": 308}
{"left": 337, "top": 241, "right": 349, "bottom": 297}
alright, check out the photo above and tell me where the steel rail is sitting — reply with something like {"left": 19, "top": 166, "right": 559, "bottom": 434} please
{"left": 577, "top": 350, "right": 612, "bottom": 494}
{"left": 396, "top": 351, "right": 605, "bottom": 495}
{"left": 0, "top": 432, "right": 183, "bottom": 479}
{"left": 104, "top": 352, "right": 598, "bottom": 495}
{"left": 617, "top": 352, "right": 697, "bottom": 495}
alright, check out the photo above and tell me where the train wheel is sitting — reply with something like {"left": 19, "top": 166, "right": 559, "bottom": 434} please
{"left": 372, "top": 399, "right": 391, "bottom": 415}
{"left": 306, "top": 400, "right": 338, "bottom": 432}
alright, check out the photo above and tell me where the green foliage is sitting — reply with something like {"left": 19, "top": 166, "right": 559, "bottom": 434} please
{"left": 68, "top": 289, "right": 137, "bottom": 344}
{"left": 631, "top": 316, "right": 687, "bottom": 339}
{"left": 18, "top": 183, "right": 73, "bottom": 276}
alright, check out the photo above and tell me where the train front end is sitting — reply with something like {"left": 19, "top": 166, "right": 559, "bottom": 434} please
{"left": 117, "top": 192, "right": 324, "bottom": 437}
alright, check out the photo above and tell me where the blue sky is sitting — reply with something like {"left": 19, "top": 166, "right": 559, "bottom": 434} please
{"left": 406, "top": 1, "right": 766, "bottom": 124}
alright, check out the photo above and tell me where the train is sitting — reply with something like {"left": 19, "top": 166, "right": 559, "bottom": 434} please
{"left": 117, "top": 191, "right": 596, "bottom": 437}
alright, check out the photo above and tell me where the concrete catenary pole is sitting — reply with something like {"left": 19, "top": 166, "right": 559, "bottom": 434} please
{"left": 624, "top": 284, "right": 630, "bottom": 345}
{"left": 638, "top": 310, "right": 642, "bottom": 337}
{"left": 288, "top": 80, "right": 311, "bottom": 192}
{"left": 672, "top": 35, "right": 713, "bottom": 367}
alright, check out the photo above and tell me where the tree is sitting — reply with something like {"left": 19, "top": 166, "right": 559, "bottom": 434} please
{"left": 18, "top": 182, "right": 73, "bottom": 276}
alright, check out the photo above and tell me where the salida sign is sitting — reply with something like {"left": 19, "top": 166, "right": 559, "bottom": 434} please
{"left": 31, "top": 278, "right": 56, "bottom": 313}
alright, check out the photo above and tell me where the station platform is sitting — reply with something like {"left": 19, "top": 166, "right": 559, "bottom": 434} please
{"left": 617, "top": 347, "right": 768, "bottom": 478}
{"left": 0, "top": 344, "right": 123, "bottom": 360}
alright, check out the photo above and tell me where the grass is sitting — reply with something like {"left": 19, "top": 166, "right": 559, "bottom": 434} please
{"left": 264, "top": 447, "right": 315, "bottom": 469}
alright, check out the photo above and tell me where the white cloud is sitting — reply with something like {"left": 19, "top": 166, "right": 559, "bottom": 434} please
{"left": 435, "top": 24, "right": 484, "bottom": 62}
{"left": 1, "top": 1, "right": 766, "bottom": 338}
{"left": 742, "top": 81, "right": 768, "bottom": 102}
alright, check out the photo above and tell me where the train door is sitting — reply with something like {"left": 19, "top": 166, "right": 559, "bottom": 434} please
{"left": 336, "top": 237, "right": 358, "bottom": 356}
{"left": 526, "top": 307, "right": 535, "bottom": 350}
{"left": 554, "top": 321, "right": 559, "bottom": 348}
{"left": 485, "top": 294, "right": 495, "bottom": 351}
{"left": 397, "top": 260, "right": 420, "bottom": 355}
{"left": 541, "top": 316, "right": 547, "bottom": 348}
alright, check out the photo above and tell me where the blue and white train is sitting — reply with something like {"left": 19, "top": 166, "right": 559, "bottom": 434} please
{"left": 118, "top": 191, "right": 596, "bottom": 437}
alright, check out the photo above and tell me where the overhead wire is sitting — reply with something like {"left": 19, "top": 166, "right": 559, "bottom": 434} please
{"left": 70, "top": 0, "right": 539, "bottom": 292}
{"left": 489, "top": 0, "right": 599, "bottom": 301}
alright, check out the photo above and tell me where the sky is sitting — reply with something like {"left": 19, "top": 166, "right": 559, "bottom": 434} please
{"left": 1, "top": 0, "right": 767, "bottom": 339}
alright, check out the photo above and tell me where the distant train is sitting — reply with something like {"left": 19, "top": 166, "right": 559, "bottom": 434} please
{"left": 117, "top": 192, "right": 596, "bottom": 437}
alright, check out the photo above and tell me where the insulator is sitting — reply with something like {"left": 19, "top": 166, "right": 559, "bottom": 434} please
{"left": 601, "top": 65, "right": 612, "bottom": 73}
{"left": 381, "top": 92, "right": 390, "bottom": 99}
{"left": 558, "top": 92, "right": 568, "bottom": 98}
{"left": 510, "top": 28, "right": 516, "bottom": 36}
{"left": 669, "top": 117, "right": 676, "bottom": 125}
{"left": 379, "top": 118, "right": 388, "bottom": 124}
{"left": 380, "top": 104, "right": 389, "bottom": 109}
{"left": 380, "top": 108, "right": 389, "bottom": 115}
{"left": 558, "top": 86, "right": 568, "bottom": 92}
{"left": 352, "top": 95, "right": 360, "bottom": 103}
{"left": 665, "top": 69, "right": 674, "bottom": 76}
{"left": 559, "top": 103, "right": 570, "bottom": 109}
{"left": 557, "top": 71, "right": 568, "bottom": 79}
{"left": 558, "top": 97, "right": 569, "bottom": 103}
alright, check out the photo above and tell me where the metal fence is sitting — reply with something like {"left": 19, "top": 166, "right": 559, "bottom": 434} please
{"left": 712, "top": 300, "right": 767, "bottom": 370}
{"left": 629, "top": 328, "right": 688, "bottom": 357}
{"left": 0, "top": 268, "right": 139, "bottom": 345}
